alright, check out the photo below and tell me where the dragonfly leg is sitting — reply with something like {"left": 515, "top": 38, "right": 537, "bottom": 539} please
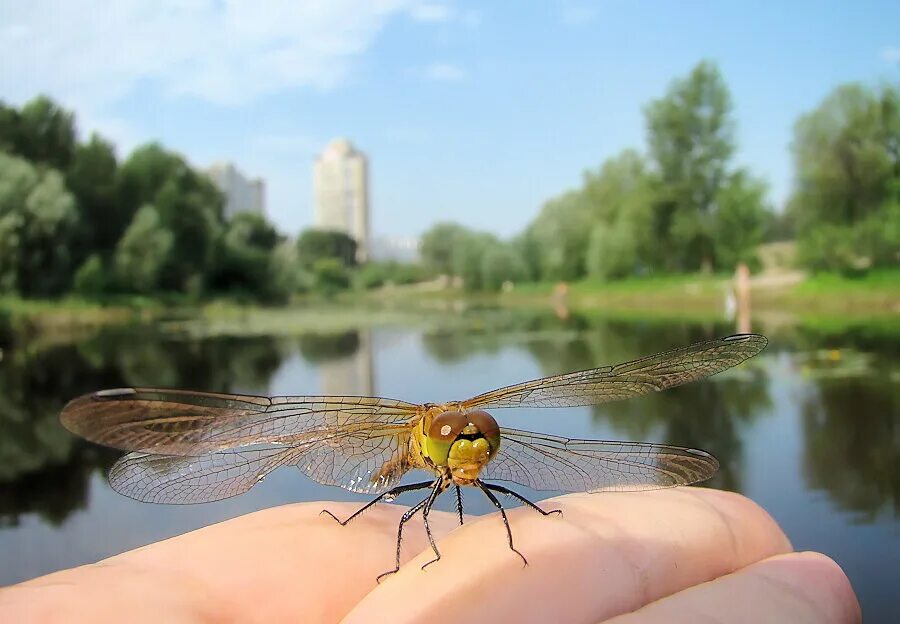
{"left": 321, "top": 480, "right": 434, "bottom": 526}
{"left": 421, "top": 480, "right": 449, "bottom": 571}
{"left": 376, "top": 493, "right": 432, "bottom": 583}
{"left": 474, "top": 479, "right": 528, "bottom": 567}
{"left": 454, "top": 485, "right": 465, "bottom": 526}
{"left": 484, "top": 482, "right": 563, "bottom": 517}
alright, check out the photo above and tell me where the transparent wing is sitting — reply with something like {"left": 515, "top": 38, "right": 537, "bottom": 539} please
{"left": 481, "top": 428, "right": 719, "bottom": 492}
{"left": 296, "top": 425, "right": 414, "bottom": 494}
{"left": 463, "top": 334, "right": 767, "bottom": 410}
{"left": 61, "top": 387, "right": 420, "bottom": 455}
{"left": 108, "top": 446, "right": 306, "bottom": 504}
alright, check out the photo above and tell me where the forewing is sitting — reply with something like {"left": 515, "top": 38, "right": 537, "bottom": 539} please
{"left": 61, "top": 387, "right": 420, "bottom": 455}
{"left": 463, "top": 334, "right": 767, "bottom": 410}
{"left": 108, "top": 446, "right": 306, "bottom": 504}
{"left": 481, "top": 428, "right": 719, "bottom": 492}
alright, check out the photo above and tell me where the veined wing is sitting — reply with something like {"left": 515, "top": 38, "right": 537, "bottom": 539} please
{"left": 463, "top": 334, "right": 767, "bottom": 410}
{"left": 109, "top": 422, "right": 416, "bottom": 503}
{"left": 481, "top": 428, "right": 719, "bottom": 492}
{"left": 109, "top": 446, "right": 306, "bottom": 504}
{"left": 61, "top": 388, "right": 420, "bottom": 455}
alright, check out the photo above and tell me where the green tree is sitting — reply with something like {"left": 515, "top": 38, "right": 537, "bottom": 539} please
{"left": 117, "top": 144, "right": 224, "bottom": 292}
{"left": 0, "top": 102, "right": 21, "bottom": 154}
{"left": 210, "top": 213, "right": 282, "bottom": 298}
{"left": 419, "top": 222, "right": 473, "bottom": 276}
{"left": 644, "top": 61, "right": 736, "bottom": 271}
{"left": 481, "top": 243, "right": 527, "bottom": 291}
{"left": 15, "top": 96, "right": 77, "bottom": 170}
{"left": 66, "top": 134, "right": 121, "bottom": 259}
{"left": 113, "top": 205, "right": 174, "bottom": 293}
{"left": 270, "top": 239, "right": 310, "bottom": 296}
{"left": 712, "top": 170, "right": 770, "bottom": 271}
{"left": 789, "top": 83, "right": 900, "bottom": 270}
{"left": 296, "top": 229, "right": 357, "bottom": 268}
{"left": 72, "top": 254, "right": 111, "bottom": 295}
{"left": 0, "top": 152, "right": 78, "bottom": 296}
{"left": 312, "top": 257, "right": 351, "bottom": 294}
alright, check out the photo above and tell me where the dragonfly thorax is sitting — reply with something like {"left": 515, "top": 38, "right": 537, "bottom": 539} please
{"left": 420, "top": 409, "right": 501, "bottom": 485}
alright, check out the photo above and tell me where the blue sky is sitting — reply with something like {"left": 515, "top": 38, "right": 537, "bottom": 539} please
{"left": 1, "top": 1, "right": 898, "bottom": 238}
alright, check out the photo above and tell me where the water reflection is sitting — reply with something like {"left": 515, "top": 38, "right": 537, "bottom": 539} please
{"left": 0, "top": 310, "right": 898, "bottom": 618}
{"left": 802, "top": 374, "right": 899, "bottom": 520}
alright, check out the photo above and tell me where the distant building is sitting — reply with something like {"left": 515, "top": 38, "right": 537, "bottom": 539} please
{"left": 369, "top": 236, "right": 421, "bottom": 263}
{"left": 313, "top": 138, "right": 370, "bottom": 262}
{"left": 207, "top": 162, "right": 265, "bottom": 219}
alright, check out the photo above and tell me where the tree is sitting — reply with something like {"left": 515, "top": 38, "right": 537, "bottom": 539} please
{"left": 117, "top": 144, "right": 224, "bottom": 292}
{"left": 66, "top": 134, "right": 121, "bottom": 259}
{"left": 644, "top": 61, "right": 736, "bottom": 271}
{"left": 113, "top": 205, "right": 174, "bottom": 293}
{"left": 419, "top": 222, "right": 473, "bottom": 276}
{"left": 296, "top": 229, "right": 357, "bottom": 268}
{"left": 15, "top": 96, "right": 77, "bottom": 170}
{"left": 210, "top": 213, "right": 282, "bottom": 298}
{"left": 481, "top": 244, "right": 527, "bottom": 291}
{"left": 712, "top": 170, "right": 770, "bottom": 271}
{"left": 523, "top": 191, "right": 594, "bottom": 281}
{"left": 789, "top": 83, "right": 900, "bottom": 271}
{"left": 0, "top": 152, "right": 78, "bottom": 296}
{"left": 312, "top": 258, "right": 351, "bottom": 294}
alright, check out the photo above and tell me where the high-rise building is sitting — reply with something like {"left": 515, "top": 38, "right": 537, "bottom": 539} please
{"left": 313, "top": 138, "right": 370, "bottom": 262}
{"left": 206, "top": 162, "right": 265, "bottom": 219}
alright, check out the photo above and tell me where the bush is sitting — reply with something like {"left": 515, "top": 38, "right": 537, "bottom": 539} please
{"left": 312, "top": 258, "right": 351, "bottom": 295}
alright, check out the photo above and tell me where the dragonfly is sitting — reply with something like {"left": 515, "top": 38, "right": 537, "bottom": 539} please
{"left": 60, "top": 333, "right": 766, "bottom": 580}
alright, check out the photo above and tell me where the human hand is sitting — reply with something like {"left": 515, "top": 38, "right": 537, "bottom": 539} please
{"left": 0, "top": 489, "right": 860, "bottom": 623}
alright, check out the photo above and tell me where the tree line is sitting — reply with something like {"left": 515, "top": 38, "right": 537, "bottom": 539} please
{"left": 0, "top": 97, "right": 379, "bottom": 301}
{"left": 1, "top": 61, "right": 897, "bottom": 302}
{"left": 421, "top": 62, "right": 899, "bottom": 288}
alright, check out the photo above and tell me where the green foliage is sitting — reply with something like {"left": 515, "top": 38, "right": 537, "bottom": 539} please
{"left": 481, "top": 244, "right": 527, "bottom": 291}
{"left": 270, "top": 240, "right": 311, "bottom": 296}
{"left": 355, "top": 262, "right": 426, "bottom": 289}
{"left": 712, "top": 170, "right": 770, "bottom": 271}
{"left": 644, "top": 61, "right": 741, "bottom": 271}
{"left": 312, "top": 258, "right": 351, "bottom": 295}
{"left": 0, "top": 151, "right": 78, "bottom": 296}
{"left": 66, "top": 134, "right": 121, "bottom": 258}
{"left": 210, "top": 213, "right": 282, "bottom": 299}
{"left": 6, "top": 96, "right": 77, "bottom": 170}
{"left": 0, "top": 97, "right": 301, "bottom": 303}
{"left": 419, "top": 222, "right": 472, "bottom": 275}
{"left": 72, "top": 254, "right": 111, "bottom": 295}
{"left": 113, "top": 205, "right": 174, "bottom": 293}
{"left": 453, "top": 232, "right": 496, "bottom": 290}
{"left": 789, "top": 83, "right": 900, "bottom": 271}
{"left": 297, "top": 229, "right": 357, "bottom": 268}
{"left": 586, "top": 220, "right": 638, "bottom": 280}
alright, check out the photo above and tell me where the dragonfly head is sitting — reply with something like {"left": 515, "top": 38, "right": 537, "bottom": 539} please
{"left": 424, "top": 409, "right": 500, "bottom": 484}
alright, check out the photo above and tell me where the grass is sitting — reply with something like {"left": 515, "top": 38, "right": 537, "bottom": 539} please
{"left": 795, "top": 268, "right": 900, "bottom": 294}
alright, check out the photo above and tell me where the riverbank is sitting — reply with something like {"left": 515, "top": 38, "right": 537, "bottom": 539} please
{"left": 1, "top": 269, "right": 897, "bottom": 342}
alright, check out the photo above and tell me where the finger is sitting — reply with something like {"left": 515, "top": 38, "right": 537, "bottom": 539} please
{"left": 343, "top": 488, "right": 792, "bottom": 624}
{"left": 0, "top": 502, "right": 460, "bottom": 623}
{"left": 605, "top": 551, "right": 861, "bottom": 624}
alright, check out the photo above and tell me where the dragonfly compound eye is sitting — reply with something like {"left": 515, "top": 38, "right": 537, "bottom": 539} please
{"left": 428, "top": 411, "right": 469, "bottom": 441}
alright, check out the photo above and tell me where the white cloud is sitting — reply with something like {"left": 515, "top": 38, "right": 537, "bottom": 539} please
{"left": 882, "top": 46, "right": 900, "bottom": 64}
{"left": 0, "top": 0, "right": 426, "bottom": 108}
{"left": 425, "top": 62, "right": 466, "bottom": 82}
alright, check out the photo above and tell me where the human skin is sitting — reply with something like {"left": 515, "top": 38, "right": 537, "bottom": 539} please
{"left": 0, "top": 488, "right": 860, "bottom": 623}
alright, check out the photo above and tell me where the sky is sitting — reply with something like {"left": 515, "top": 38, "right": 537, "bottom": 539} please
{"left": 1, "top": 0, "right": 898, "bottom": 239}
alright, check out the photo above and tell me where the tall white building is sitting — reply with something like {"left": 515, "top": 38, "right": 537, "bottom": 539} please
{"left": 207, "top": 162, "right": 265, "bottom": 219}
{"left": 313, "top": 138, "right": 370, "bottom": 262}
